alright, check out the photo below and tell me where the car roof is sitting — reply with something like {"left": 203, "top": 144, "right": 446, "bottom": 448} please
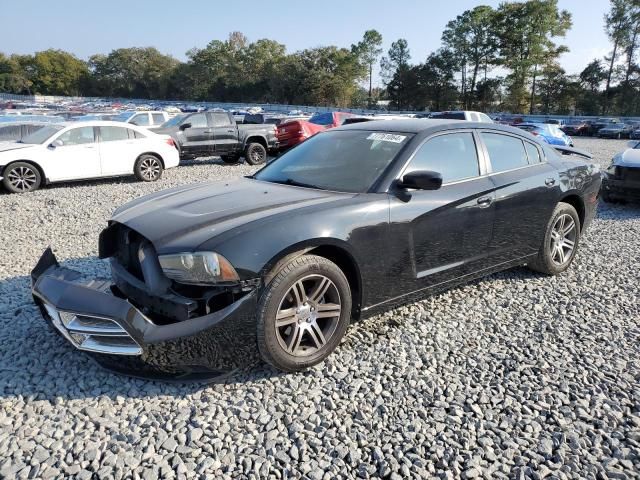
{"left": 336, "top": 118, "right": 523, "bottom": 135}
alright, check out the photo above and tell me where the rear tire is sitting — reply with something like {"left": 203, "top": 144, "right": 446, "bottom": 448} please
{"left": 244, "top": 142, "right": 267, "bottom": 165}
{"left": 257, "top": 254, "right": 352, "bottom": 372}
{"left": 2, "top": 162, "right": 42, "bottom": 193}
{"left": 528, "top": 202, "right": 581, "bottom": 275}
{"left": 134, "top": 154, "right": 163, "bottom": 182}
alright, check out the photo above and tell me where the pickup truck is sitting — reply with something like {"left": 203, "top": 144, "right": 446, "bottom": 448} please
{"left": 152, "top": 111, "right": 278, "bottom": 164}
{"left": 276, "top": 111, "right": 354, "bottom": 150}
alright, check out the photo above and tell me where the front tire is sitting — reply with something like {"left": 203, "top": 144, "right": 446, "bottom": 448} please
{"left": 134, "top": 155, "right": 163, "bottom": 182}
{"left": 257, "top": 254, "right": 352, "bottom": 372}
{"left": 244, "top": 142, "right": 267, "bottom": 165}
{"left": 2, "top": 162, "right": 42, "bottom": 193}
{"left": 528, "top": 202, "right": 581, "bottom": 275}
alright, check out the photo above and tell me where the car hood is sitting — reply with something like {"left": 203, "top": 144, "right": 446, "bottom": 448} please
{"left": 0, "top": 142, "right": 36, "bottom": 153}
{"left": 111, "top": 177, "right": 354, "bottom": 253}
{"left": 613, "top": 149, "right": 640, "bottom": 167}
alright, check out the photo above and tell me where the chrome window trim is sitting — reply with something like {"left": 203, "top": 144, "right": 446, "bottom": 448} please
{"left": 478, "top": 130, "right": 549, "bottom": 176}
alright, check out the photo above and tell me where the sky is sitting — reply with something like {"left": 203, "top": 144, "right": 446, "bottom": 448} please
{"left": 1, "top": 0, "right": 611, "bottom": 87}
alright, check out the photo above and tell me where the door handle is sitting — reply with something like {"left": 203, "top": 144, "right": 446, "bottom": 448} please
{"left": 226, "top": 129, "right": 235, "bottom": 133}
{"left": 545, "top": 178, "right": 556, "bottom": 187}
{"left": 477, "top": 196, "right": 493, "bottom": 207}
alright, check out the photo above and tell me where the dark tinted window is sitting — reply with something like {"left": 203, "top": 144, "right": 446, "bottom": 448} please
{"left": 151, "top": 113, "right": 165, "bottom": 124}
{"left": 524, "top": 142, "right": 541, "bottom": 164}
{"left": 57, "top": 127, "right": 95, "bottom": 146}
{"left": 309, "top": 112, "right": 334, "bottom": 126}
{"left": 430, "top": 112, "right": 466, "bottom": 120}
{"left": 406, "top": 132, "right": 479, "bottom": 183}
{"left": 100, "top": 126, "right": 129, "bottom": 142}
{"left": 0, "top": 125, "right": 21, "bottom": 141}
{"left": 188, "top": 113, "right": 208, "bottom": 128}
{"left": 482, "top": 133, "right": 528, "bottom": 172}
{"left": 255, "top": 130, "right": 412, "bottom": 193}
{"left": 212, "top": 113, "right": 232, "bottom": 127}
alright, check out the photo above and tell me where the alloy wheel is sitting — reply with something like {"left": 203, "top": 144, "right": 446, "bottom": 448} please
{"left": 549, "top": 214, "right": 577, "bottom": 265}
{"left": 275, "top": 274, "right": 341, "bottom": 357}
{"left": 250, "top": 148, "right": 265, "bottom": 164}
{"left": 140, "top": 157, "right": 161, "bottom": 180}
{"left": 7, "top": 166, "right": 37, "bottom": 192}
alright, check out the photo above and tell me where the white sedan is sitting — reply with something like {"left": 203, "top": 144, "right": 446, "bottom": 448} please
{"left": 0, "top": 121, "right": 179, "bottom": 193}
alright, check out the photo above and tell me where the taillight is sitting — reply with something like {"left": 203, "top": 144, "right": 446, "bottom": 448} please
{"left": 166, "top": 138, "right": 175, "bottom": 147}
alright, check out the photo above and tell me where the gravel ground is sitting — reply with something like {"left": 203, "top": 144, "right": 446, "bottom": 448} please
{"left": 0, "top": 140, "right": 639, "bottom": 480}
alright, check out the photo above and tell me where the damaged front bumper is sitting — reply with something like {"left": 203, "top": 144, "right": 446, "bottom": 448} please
{"left": 31, "top": 248, "right": 260, "bottom": 380}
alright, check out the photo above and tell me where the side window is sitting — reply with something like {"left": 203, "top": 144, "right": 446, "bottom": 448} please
{"left": 188, "top": 114, "right": 208, "bottom": 128}
{"left": 212, "top": 113, "right": 231, "bottom": 127}
{"left": 151, "top": 113, "right": 165, "bottom": 125}
{"left": 100, "top": 126, "right": 130, "bottom": 142}
{"left": 128, "top": 129, "right": 146, "bottom": 139}
{"left": 0, "top": 125, "right": 20, "bottom": 141}
{"left": 479, "top": 113, "right": 492, "bottom": 123}
{"left": 57, "top": 127, "right": 95, "bottom": 146}
{"left": 524, "top": 141, "right": 542, "bottom": 164}
{"left": 406, "top": 132, "right": 480, "bottom": 183}
{"left": 23, "top": 124, "right": 45, "bottom": 136}
{"left": 481, "top": 133, "right": 529, "bottom": 172}
{"left": 130, "top": 114, "right": 150, "bottom": 126}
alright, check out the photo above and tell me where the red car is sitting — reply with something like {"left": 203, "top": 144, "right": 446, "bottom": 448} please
{"left": 276, "top": 112, "right": 354, "bottom": 150}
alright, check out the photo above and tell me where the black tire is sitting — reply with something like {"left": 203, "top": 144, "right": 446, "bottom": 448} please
{"left": 220, "top": 154, "right": 240, "bottom": 164}
{"left": 528, "top": 202, "right": 581, "bottom": 276}
{"left": 2, "top": 162, "right": 42, "bottom": 193}
{"left": 134, "top": 154, "right": 163, "bottom": 182}
{"left": 257, "top": 254, "right": 352, "bottom": 372}
{"left": 244, "top": 142, "right": 267, "bottom": 165}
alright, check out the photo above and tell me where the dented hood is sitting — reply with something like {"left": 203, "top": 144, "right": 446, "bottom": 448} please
{"left": 110, "top": 177, "right": 352, "bottom": 253}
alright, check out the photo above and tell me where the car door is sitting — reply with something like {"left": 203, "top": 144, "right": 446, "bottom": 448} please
{"left": 97, "top": 125, "right": 140, "bottom": 176}
{"left": 210, "top": 113, "right": 237, "bottom": 154}
{"left": 45, "top": 126, "right": 101, "bottom": 181}
{"left": 387, "top": 130, "right": 497, "bottom": 297}
{"left": 479, "top": 131, "right": 559, "bottom": 262}
{"left": 180, "top": 113, "right": 213, "bottom": 156}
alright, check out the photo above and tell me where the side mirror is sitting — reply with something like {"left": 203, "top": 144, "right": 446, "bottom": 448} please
{"left": 397, "top": 170, "right": 443, "bottom": 190}
{"left": 179, "top": 123, "right": 192, "bottom": 131}
{"left": 49, "top": 139, "right": 63, "bottom": 148}
{"left": 627, "top": 140, "right": 639, "bottom": 149}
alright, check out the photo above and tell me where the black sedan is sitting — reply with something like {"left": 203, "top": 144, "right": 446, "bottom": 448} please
{"left": 31, "top": 120, "right": 602, "bottom": 379}
{"left": 602, "top": 140, "right": 640, "bottom": 202}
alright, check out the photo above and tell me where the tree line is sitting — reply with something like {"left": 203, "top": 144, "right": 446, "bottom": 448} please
{"left": 1, "top": 0, "right": 640, "bottom": 115}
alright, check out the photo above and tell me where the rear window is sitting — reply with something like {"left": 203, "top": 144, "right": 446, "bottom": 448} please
{"left": 309, "top": 113, "right": 335, "bottom": 126}
{"left": 430, "top": 112, "right": 466, "bottom": 120}
{"left": 482, "top": 133, "right": 529, "bottom": 173}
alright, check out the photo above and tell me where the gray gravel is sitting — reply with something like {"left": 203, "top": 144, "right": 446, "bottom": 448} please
{"left": 1, "top": 142, "right": 639, "bottom": 480}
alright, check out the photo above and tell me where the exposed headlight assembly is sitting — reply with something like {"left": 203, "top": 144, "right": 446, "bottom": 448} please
{"left": 158, "top": 252, "right": 239, "bottom": 285}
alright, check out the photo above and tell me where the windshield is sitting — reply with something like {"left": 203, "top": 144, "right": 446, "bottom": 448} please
{"left": 19, "top": 125, "right": 64, "bottom": 144}
{"left": 160, "top": 114, "right": 187, "bottom": 128}
{"left": 308, "top": 112, "right": 335, "bottom": 126}
{"left": 254, "top": 130, "right": 413, "bottom": 193}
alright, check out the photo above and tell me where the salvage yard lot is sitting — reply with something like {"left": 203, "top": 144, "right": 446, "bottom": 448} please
{"left": 0, "top": 138, "right": 638, "bottom": 479}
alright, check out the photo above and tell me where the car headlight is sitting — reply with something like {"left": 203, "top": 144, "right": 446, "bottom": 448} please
{"left": 158, "top": 252, "right": 239, "bottom": 285}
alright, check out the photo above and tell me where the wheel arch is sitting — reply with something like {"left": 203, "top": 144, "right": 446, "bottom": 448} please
{"left": 559, "top": 193, "right": 585, "bottom": 231}
{"left": 262, "top": 239, "right": 363, "bottom": 320}
{"left": 244, "top": 135, "right": 268, "bottom": 149}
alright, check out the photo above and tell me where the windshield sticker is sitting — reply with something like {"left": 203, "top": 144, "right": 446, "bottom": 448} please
{"left": 366, "top": 133, "right": 406, "bottom": 143}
